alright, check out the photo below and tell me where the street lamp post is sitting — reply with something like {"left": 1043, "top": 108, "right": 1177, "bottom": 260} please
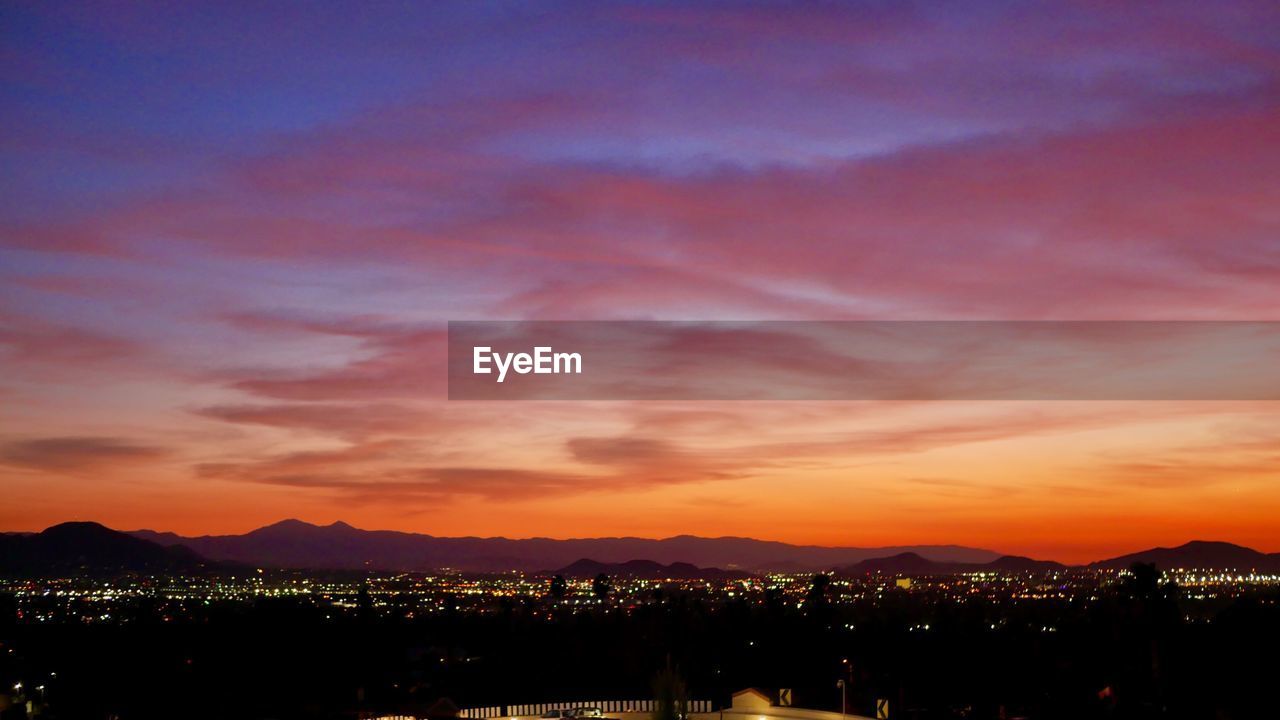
{"left": 838, "top": 657, "right": 852, "bottom": 719}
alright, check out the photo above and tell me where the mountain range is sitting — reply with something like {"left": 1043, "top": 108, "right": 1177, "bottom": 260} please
{"left": 4, "top": 521, "right": 1279, "bottom": 577}
{"left": 552, "top": 558, "right": 753, "bottom": 580}
{"left": 1085, "top": 540, "right": 1280, "bottom": 571}
{"left": 837, "top": 543, "right": 1280, "bottom": 575}
{"left": 128, "top": 518, "right": 1002, "bottom": 572}
{"left": 838, "top": 552, "right": 1068, "bottom": 575}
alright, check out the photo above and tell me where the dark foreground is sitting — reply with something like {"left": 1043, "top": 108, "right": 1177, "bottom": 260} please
{"left": 1, "top": 568, "right": 1277, "bottom": 720}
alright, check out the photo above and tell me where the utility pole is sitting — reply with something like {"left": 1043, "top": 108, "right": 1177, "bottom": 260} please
{"left": 839, "top": 657, "right": 852, "bottom": 719}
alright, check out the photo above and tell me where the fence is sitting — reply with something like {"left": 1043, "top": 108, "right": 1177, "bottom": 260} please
{"left": 460, "top": 700, "right": 715, "bottom": 718}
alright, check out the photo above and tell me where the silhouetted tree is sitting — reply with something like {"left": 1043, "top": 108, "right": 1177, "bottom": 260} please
{"left": 1116, "top": 562, "right": 1181, "bottom": 712}
{"left": 1126, "top": 562, "right": 1160, "bottom": 599}
{"left": 807, "top": 573, "right": 831, "bottom": 607}
{"left": 592, "top": 573, "right": 612, "bottom": 601}
{"left": 1123, "top": 561, "right": 1179, "bottom": 604}
{"left": 764, "top": 585, "right": 785, "bottom": 613}
{"left": 550, "top": 574, "right": 567, "bottom": 601}
{"left": 651, "top": 656, "right": 688, "bottom": 720}
{"left": 357, "top": 580, "right": 373, "bottom": 621}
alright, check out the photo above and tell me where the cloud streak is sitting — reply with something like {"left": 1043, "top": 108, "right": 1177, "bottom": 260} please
{"left": 1, "top": 437, "right": 165, "bottom": 473}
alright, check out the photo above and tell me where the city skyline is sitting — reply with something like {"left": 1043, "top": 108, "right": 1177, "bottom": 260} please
{"left": 3, "top": 2, "right": 1280, "bottom": 564}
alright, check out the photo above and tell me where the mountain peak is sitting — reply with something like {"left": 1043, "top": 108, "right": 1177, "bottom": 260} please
{"left": 1089, "top": 539, "right": 1274, "bottom": 570}
{"left": 1173, "top": 540, "right": 1249, "bottom": 551}
{"left": 2, "top": 522, "right": 210, "bottom": 576}
{"left": 251, "top": 519, "right": 362, "bottom": 534}
{"left": 257, "top": 518, "right": 319, "bottom": 532}
{"left": 40, "top": 521, "right": 118, "bottom": 538}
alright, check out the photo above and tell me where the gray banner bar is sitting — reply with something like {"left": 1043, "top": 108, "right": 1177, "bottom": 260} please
{"left": 447, "top": 321, "right": 1280, "bottom": 400}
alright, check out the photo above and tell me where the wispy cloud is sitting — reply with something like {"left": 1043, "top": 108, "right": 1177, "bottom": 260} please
{"left": 1, "top": 437, "right": 165, "bottom": 473}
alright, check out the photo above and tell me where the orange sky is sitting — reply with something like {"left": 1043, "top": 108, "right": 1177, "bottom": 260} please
{"left": 3, "top": 398, "right": 1278, "bottom": 564}
{"left": 3, "top": 2, "right": 1280, "bottom": 565}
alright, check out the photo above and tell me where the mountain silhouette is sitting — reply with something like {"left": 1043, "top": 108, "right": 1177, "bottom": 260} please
{"left": 840, "top": 552, "right": 1069, "bottom": 575}
{"left": 985, "top": 555, "right": 1068, "bottom": 572}
{"left": 0, "top": 522, "right": 209, "bottom": 576}
{"left": 4, "top": 520, "right": 1262, "bottom": 575}
{"left": 553, "top": 558, "right": 753, "bottom": 580}
{"left": 843, "top": 552, "right": 943, "bottom": 574}
{"left": 129, "top": 519, "right": 1001, "bottom": 572}
{"left": 1087, "top": 540, "right": 1280, "bottom": 571}
{"left": 836, "top": 541, "right": 1280, "bottom": 576}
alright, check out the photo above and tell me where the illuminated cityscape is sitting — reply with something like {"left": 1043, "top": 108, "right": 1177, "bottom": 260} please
{"left": 4, "top": 556, "right": 1278, "bottom": 717}
{"left": 3, "top": 568, "right": 1279, "bottom": 626}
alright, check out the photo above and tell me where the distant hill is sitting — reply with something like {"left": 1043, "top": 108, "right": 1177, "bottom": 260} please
{"left": 986, "top": 555, "right": 1068, "bottom": 573}
{"left": 128, "top": 519, "right": 1002, "bottom": 572}
{"left": 837, "top": 540, "right": 1280, "bottom": 576}
{"left": 839, "top": 552, "right": 1068, "bottom": 575}
{"left": 553, "top": 558, "right": 753, "bottom": 580}
{"left": 1088, "top": 541, "right": 1280, "bottom": 571}
{"left": 844, "top": 552, "right": 945, "bottom": 574}
{"left": 0, "top": 522, "right": 210, "bottom": 577}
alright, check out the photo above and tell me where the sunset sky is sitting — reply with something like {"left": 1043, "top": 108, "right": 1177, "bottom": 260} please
{"left": 2, "top": 1, "right": 1279, "bottom": 563}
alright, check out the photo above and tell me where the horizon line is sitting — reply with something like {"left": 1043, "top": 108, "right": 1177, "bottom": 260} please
{"left": 10, "top": 518, "right": 1279, "bottom": 566}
